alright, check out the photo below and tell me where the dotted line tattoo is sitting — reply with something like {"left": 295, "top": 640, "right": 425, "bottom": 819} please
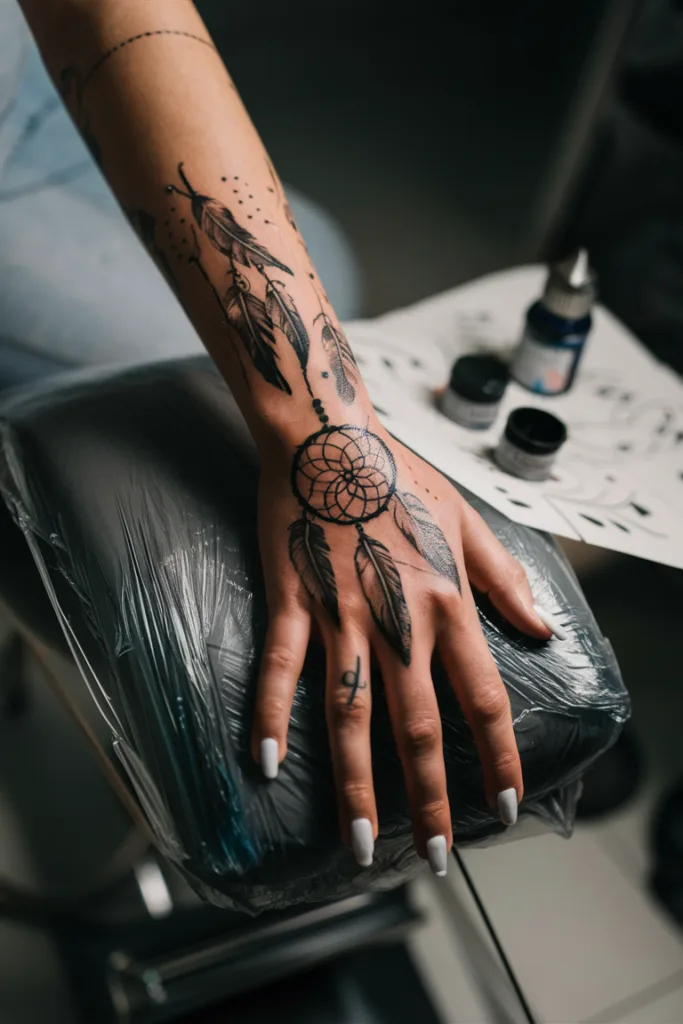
{"left": 80, "top": 30, "right": 217, "bottom": 98}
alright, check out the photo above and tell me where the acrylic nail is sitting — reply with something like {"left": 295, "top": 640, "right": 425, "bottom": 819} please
{"left": 350, "top": 818, "right": 374, "bottom": 867}
{"left": 260, "top": 738, "right": 279, "bottom": 779}
{"left": 533, "top": 603, "right": 568, "bottom": 641}
{"left": 497, "top": 788, "right": 518, "bottom": 826}
{"left": 426, "top": 835, "right": 448, "bottom": 877}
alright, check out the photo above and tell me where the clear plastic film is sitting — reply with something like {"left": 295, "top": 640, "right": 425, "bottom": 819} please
{"left": 0, "top": 358, "right": 630, "bottom": 913}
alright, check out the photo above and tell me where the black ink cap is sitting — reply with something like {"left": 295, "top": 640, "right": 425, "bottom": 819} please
{"left": 504, "top": 407, "right": 567, "bottom": 456}
{"left": 449, "top": 355, "right": 509, "bottom": 404}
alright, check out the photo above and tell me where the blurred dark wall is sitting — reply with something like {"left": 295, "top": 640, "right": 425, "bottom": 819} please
{"left": 197, "top": 0, "right": 638, "bottom": 312}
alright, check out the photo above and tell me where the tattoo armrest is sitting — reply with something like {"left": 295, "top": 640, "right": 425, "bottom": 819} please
{"left": 0, "top": 357, "right": 630, "bottom": 913}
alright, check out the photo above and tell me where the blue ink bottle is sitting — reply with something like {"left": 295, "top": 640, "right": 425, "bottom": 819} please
{"left": 511, "top": 250, "right": 596, "bottom": 396}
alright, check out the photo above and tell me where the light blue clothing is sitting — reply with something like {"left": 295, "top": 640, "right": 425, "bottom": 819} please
{"left": 0, "top": 3, "right": 360, "bottom": 382}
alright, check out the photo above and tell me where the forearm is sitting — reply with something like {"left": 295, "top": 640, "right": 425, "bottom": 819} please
{"left": 20, "top": 0, "right": 368, "bottom": 450}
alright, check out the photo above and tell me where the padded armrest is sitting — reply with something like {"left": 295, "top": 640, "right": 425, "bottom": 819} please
{"left": 0, "top": 357, "right": 629, "bottom": 913}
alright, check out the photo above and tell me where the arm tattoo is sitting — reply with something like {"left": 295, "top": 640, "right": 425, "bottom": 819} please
{"left": 156, "top": 166, "right": 460, "bottom": 664}
{"left": 79, "top": 31, "right": 218, "bottom": 101}
{"left": 130, "top": 209, "right": 180, "bottom": 294}
{"left": 57, "top": 20, "right": 456, "bottom": 666}
{"left": 341, "top": 656, "right": 367, "bottom": 707}
{"left": 314, "top": 311, "right": 358, "bottom": 406}
{"left": 59, "top": 32, "right": 225, "bottom": 169}
{"left": 263, "top": 153, "right": 354, "bottom": 394}
{"left": 167, "top": 164, "right": 298, "bottom": 394}
{"left": 59, "top": 67, "right": 102, "bottom": 166}
{"left": 393, "top": 492, "right": 461, "bottom": 591}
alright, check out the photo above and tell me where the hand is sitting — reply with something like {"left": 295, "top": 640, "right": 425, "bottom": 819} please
{"left": 251, "top": 415, "right": 559, "bottom": 875}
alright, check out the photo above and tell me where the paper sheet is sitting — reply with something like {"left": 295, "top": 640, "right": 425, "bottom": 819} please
{"left": 346, "top": 266, "right": 683, "bottom": 570}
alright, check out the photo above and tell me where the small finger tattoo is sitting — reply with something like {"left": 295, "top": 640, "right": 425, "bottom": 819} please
{"left": 341, "top": 655, "right": 367, "bottom": 707}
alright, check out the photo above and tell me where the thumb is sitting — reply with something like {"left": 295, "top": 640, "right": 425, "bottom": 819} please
{"left": 459, "top": 500, "right": 566, "bottom": 640}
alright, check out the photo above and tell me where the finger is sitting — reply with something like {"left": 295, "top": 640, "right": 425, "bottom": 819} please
{"left": 325, "top": 630, "right": 377, "bottom": 868}
{"left": 459, "top": 500, "right": 566, "bottom": 640}
{"left": 377, "top": 636, "right": 452, "bottom": 877}
{"left": 251, "top": 606, "right": 311, "bottom": 778}
{"left": 437, "top": 596, "right": 522, "bottom": 826}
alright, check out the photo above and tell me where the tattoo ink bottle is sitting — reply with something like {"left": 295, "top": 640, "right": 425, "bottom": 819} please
{"left": 439, "top": 355, "right": 509, "bottom": 430}
{"left": 511, "top": 250, "right": 596, "bottom": 396}
{"left": 495, "top": 407, "right": 567, "bottom": 481}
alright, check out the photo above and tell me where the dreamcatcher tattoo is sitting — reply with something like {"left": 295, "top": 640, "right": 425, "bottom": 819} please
{"left": 289, "top": 424, "right": 460, "bottom": 666}
{"left": 161, "top": 164, "right": 460, "bottom": 664}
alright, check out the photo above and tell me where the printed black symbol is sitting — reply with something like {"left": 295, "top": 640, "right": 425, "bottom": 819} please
{"left": 611, "top": 521, "right": 630, "bottom": 532}
{"left": 580, "top": 513, "right": 604, "bottom": 527}
{"left": 630, "top": 502, "right": 650, "bottom": 517}
{"left": 508, "top": 499, "right": 531, "bottom": 508}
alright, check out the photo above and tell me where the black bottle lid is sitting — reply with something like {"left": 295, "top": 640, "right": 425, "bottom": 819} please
{"left": 449, "top": 355, "right": 509, "bottom": 404}
{"left": 504, "top": 407, "right": 567, "bottom": 455}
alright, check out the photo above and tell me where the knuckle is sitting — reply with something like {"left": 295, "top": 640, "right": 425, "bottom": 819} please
{"left": 490, "top": 750, "right": 520, "bottom": 775}
{"left": 262, "top": 643, "right": 298, "bottom": 678}
{"left": 269, "top": 574, "right": 307, "bottom": 610}
{"left": 471, "top": 685, "right": 509, "bottom": 726}
{"left": 258, "top": 692, "right": 290, "bottom": 725}
{"left": 419, "top": 797, "right": 449, "bottom": 822}
{"left": 402, "top": 716, "right": 442, "bottom": 759}
{"left": 509, "top": 560, "right": 528, "bottom": 587}
{"left": 340, "top": 594, "right": 369, "bottom": 626}
{"left": 436, "top": 587, "right": 465, "bottom": 619}
{"left": 340, "top": 778, "right": 374, "bottom": 807}
{"left": 328, "top": 692, "right": 369, "bottom": 730}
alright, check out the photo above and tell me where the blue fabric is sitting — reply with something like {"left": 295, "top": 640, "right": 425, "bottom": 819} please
{"left": 0, "top": 3, "right": 360, "bottom": 388}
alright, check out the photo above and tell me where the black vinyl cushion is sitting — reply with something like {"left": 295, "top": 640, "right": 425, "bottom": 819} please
{"left": 0, "top": 357, "right": 630, "bottom": 912}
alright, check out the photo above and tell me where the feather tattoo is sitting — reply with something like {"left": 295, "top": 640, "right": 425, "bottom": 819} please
{"left": 265, "top": 279, "right": 311, "bottom": 394}
{"left": 354, "top": 528, "right": 411, "bottom": 665}
{"left": 225, "top": 275, "right": 291, "bottom": 394}
{"left": 169, "top": 163, "right": 293, "bottom": 274}
{"left": 392, "top": 491, "right": 461, "bottom": 590}
{"left": 131, "top": 208, "right": 179, "bottom": 294}
{"left": 315, "top": 313, "right": 358, "bottom": 405}
{"left": 289, "top": 517, "right": 340, "bottom": 625}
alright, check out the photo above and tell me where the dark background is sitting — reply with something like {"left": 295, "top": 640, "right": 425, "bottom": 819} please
{"left": 197, "top": 0, "right": 683, "bottom": 377}
{"left": 196, "top": 0, "right": 628, "bottom": 305}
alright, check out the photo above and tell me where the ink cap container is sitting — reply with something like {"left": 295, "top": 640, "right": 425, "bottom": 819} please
{"left": 495, "top": 407, "right": 567, "bottom": 481}
{"left": 511, "top": 249, "right": 596, "bottom": 396}
{"left": 440, "top": 354, "right": 509, "bottom": 430}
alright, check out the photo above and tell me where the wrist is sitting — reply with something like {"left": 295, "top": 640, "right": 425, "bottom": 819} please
{"left": 251, "top": 390, "right": 381, "bottom": 462}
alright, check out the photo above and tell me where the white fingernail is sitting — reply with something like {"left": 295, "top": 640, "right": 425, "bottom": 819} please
{"left": 426, "top": 835, "right": 448, "bottom": 877}
{"left": 533, "top": 603, "right": 568, "bottom": 641}
{"left": 498, "top": 788, "right": 518, "bottom": 826}
{"left": 350, "top": 818, "right": 374, "bottom": 867}
{"left": 260, "top": 738, "right": 279, "bottom": 779}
